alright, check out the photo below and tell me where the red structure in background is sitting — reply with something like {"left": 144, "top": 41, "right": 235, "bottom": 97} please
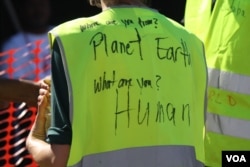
{"left": 0, "top": 40, "right": 50, "bottom": 167}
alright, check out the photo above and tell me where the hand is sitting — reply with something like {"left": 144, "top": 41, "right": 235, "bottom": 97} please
{"left": 31, "top": 78, "right": 51, "bottom": 140}
{"left": 39, "top": 78, "right": 51, "bottom": 133}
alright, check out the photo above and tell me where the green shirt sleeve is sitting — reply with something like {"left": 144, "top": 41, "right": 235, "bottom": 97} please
{"left": 46, "top": 40, "right": 72, "bottom": 145}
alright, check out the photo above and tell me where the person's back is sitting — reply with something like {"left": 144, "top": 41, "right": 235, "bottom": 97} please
{"left": 26, "top": 0, "right": 208, "bottom": 166}
{"left": 49, "top": 5, "right": 207, "bottom": 167}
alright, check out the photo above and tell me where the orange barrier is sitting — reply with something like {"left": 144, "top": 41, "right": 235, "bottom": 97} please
{"left": 0, "top": 40, "right": 50, "bottom": 167}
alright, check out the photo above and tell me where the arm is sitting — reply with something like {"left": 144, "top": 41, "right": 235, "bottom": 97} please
{"left": 26, "top": 79, "right": 70, "bottom": 167}
{"left": 0, "top": 78, "right": 40, "bottom": 107}
{"left": 26, "top": 40, "right": 72, "bottom": 167}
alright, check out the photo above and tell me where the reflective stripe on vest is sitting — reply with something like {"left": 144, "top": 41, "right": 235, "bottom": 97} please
{"left": 207, "top": 68, "right": 250, "bottom": 120}
{"left": 49, "top": 7, "right": 207, "bottom": 166}
{"left": 206, "top": 112, "right": 250, "bottom": 139}
{"left": 70, "top": 146, "right": 204, "bottom": 167}
{"left": 208, "top": 68, "right": 250, "bottom": 95}
{"left": 206, "top": 68, "right": 250, "bottom": 166}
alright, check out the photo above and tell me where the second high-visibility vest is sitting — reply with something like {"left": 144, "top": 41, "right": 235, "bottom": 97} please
{"left": 184, "top": 0, "right": 212, "bottom": 41}
{"left": 185, "top": 0, "right": 250, "bottom": 166}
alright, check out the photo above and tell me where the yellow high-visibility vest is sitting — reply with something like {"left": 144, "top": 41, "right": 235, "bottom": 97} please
{"left": 49, "top": 7, "right": 207, "bottom": 167}
{"left": 184, "top": 0, "right": 212, "bottom": 41}
{"left": 185, "top": 0, "right": 250, "bottom": 166}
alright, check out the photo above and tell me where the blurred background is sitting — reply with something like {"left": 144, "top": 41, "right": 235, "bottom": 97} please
{"left": 0, "top": 0, "right": 186, "bottom": 47}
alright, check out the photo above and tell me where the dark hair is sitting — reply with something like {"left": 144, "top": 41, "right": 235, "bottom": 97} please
{"left": 89, "top": 0, "right": 101, "bottom": 7}
{"left": 89, "top": 0, "right": 151, "bottom": 7}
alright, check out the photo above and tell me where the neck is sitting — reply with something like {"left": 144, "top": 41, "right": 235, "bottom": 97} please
{"left": 101, "top": 0, "right": 147, "bottom": 10}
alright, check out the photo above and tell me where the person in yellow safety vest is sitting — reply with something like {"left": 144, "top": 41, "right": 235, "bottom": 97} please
{"left": 185, "top": 0, "right": 250, "bottom": 167}
{"left": 26, "top": 0, "right": 208, "bottom": 166}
